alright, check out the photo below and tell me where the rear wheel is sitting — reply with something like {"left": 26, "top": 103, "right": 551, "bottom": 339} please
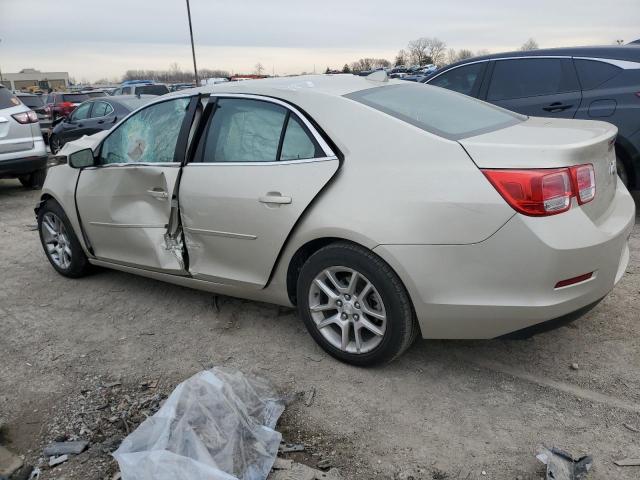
{"left": 18, "top": 168, "right": 47, "bottom": 189}
{"left": 297, "top": 242, "right": 418, "bottom": 366}
{"left": 37, "top": 199, "right": 91, "bottom": 278}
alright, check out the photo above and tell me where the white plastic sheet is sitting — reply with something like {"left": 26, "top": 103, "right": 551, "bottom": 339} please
{"left": 113, "top": 368, "right": 285, "bottom": 480}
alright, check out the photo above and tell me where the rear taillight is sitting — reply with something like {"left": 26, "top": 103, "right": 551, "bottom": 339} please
{"left": 12, "top": 111, "right": 39, "bottom": 124}
{"left": 570, "top": 164, "right": 596, "bottom": 205}
{"left": 482, "top": 164, "right": 596, "bottom": 217}
{"left": 58, "top": 101, "right": 75, "bottom": 114}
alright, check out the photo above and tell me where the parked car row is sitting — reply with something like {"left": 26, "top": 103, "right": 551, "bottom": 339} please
{"left": 421, "top": 45, "right": 640, "bottom": 189}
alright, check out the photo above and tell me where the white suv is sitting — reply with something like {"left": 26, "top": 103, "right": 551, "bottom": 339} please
{"left": 0, "top": 86, "right": 48, "bottom": 188}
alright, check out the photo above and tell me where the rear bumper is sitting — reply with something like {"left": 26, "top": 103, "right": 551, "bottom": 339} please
{"left": 0, "top": 155, "right": 48, "bottom": 177}
{"left": 374, "top": 182, "right": 636, "bottom": 339}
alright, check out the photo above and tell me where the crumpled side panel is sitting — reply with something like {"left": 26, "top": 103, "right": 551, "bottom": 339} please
{"left": 113, "top": 368, "right": 284, "bottom": 480}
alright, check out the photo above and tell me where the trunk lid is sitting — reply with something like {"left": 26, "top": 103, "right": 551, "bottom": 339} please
{"left": 459, "top": 117, "right": 618, "bottom": 222}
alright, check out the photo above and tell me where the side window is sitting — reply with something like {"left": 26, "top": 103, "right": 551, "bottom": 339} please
{"left": 487, "top": 58, "right": 579, "bottom": 101}
{"left": 429, "top": 63, "right": 485, "bottom": 96}
{"left": 99, "top": 98, "right": 190, "bottom": 164}
{"left": 121, "top": 87, "right": 131, "bottom": 95}
{"left": 91, "top": 101, "right": 114, "bottom": 118}
{"left": 71, "top": 102, "right": 92, "bottom": 121}
{"left": 280, "top": 115, "right": 322, "bottom": 160}
{"left": 201, "top": 98, "right": 287, "bottom": 162}
{"left": 574, "top": 59, "right": 622, "bottom": 90}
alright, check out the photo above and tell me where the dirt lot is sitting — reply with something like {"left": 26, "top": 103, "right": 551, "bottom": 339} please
{"left": 1, "top": 177, "right": 639, "bottom": 480}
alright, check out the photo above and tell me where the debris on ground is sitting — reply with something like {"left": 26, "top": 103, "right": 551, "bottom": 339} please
{"left": 48, "top": 454, "right": 68, "bottom": 467}
{"left": 279, "top": 443, "right": 305, "bottom": 453}
{"left": 614, "top": 458, "right": 640, "bottom": 467}
{"left": 113, "top": 367, "right": 284, "bottom": 480}
{"left": 570, "top": 363, "right": 579, "bottom": 371}
{"left": 43, "top": 440, "right": 88, "bottom": 456}
{"left": 0, "top": 445, "right": 23, "bottom": 478}
{"left": 304, "top": 388, "right": 316, "bottom": 407}
{"left": 268, "top": 460, "right": 342, "bottom": 480}
{"left": 536, "top": 446, "right": 592, "bottom": 480}
{"left": 623, "top": 423, "right": 640, "bottom": 433}
{"left": 317, "top": 458, "right": 332, "bottom": 470}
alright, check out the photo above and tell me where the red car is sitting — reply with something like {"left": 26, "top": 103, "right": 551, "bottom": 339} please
{"left": 44, "top": 92, "right": 90, "bottom": 121}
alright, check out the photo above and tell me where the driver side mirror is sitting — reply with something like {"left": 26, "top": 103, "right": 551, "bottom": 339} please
{"left": 68, "top": 148, "right": 96, "bottom": 169}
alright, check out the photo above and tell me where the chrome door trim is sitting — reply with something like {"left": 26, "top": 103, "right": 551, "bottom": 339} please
{"left": 184, "top": 226, "right": 257, "bottom": 240}
{"left": 183, "top": 156, "right": 338, "bottom": 167}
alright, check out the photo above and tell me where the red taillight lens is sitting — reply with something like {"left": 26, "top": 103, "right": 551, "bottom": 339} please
{"left": 571, "top": 164, "right": 596, "bottom": 204}
{"left": 12, "top": 111, "right": 39, "bottom": 124}
{"left": 482, "top": 168, "right": 573, "bottom": 216}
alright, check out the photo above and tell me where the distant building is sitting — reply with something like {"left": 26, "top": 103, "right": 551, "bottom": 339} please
{"left": 0, "top": 68, "right": 70, "bottom": 91}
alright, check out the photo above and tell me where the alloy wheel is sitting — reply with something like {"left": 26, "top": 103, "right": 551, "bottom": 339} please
{"left": 41, "top": 212, "right": 72, "bottom": 269}
{"left": 50, "top": 137, "right": 62, "bottom": 154}
{"left": 308, "top": 266, "right": 387, "bottom": 354}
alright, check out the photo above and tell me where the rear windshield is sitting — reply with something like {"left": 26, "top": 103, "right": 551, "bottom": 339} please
{"left": 136, "top": 85, "right": 169, "bottom": 95}
{"left": 17, "top": 95, "right": 45, "bottom": 108}
{"left": 345, "top": 83, "right": 524, "bottom": 140}
{"left": 86, "top": 91, "right": 107, "bottom": 98}
{"left": 0, "top": 87, "right": 21, "bottom": 109}
{"left": 62, "top": 93, "right": 90, "bottom": 103}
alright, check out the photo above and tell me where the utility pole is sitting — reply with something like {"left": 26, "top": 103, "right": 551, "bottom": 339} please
{"left": 185, "top": 0, "right": 199, "bottom": 85}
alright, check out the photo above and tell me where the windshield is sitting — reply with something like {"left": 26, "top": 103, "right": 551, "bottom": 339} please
{"left": 62, "top": 93, "right": 90, "bottom": 103}
{"left": 17, "top": 95, "right": 45, "bottom": 108}
{"left": 345, "top": 83, "right": 524, "bottom": 140}
{"left": 136, "top": 85, "right": 169, "bottom": 96}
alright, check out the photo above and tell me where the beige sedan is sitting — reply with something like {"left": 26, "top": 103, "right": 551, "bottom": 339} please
{"left": 36, "top": 74, "right": 635, "bottom": 365}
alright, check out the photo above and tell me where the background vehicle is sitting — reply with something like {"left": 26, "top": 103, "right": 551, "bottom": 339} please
{"left": 111, "top": 82, "right": 170, "bottom": 96}
{"left": 49, "top": 95, "right": 153, "bottom": 154}
{"left": 36, "top": 76, "right": 634, "bottom": 365}
{"left": 15, "top": 92, "right": 52, "bottom": 140}
{"left": 422, "top": 46, "right": 640, "bottom": 189}
{"left": 45, "top": 92, "right": 90, "bottom": 120}
{"left": 0, "top": 85, "right": 48, "bottom": 188}
{"left": 82, "top": 90, "right": 109, "bottom": 98}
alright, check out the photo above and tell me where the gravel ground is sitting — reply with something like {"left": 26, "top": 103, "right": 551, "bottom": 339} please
{"left": 1, "top": 178, "right": 639, "bottom": 480}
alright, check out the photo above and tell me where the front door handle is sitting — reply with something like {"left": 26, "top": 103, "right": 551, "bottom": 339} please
{"left": 259, "top": 193, "right": 292, "bottom": 205}
{"left": 542, "top": 102, "right": 573, "bottom": 112}
{"left": 147, "top": 188, "right": 169, "bottom": 200}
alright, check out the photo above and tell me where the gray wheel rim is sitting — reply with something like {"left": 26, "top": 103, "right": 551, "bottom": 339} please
{"left": 308, "top": 266, "right": 387, "bottom": 354}
{"left": 41, "top": 212, "right": 72, "bottom": 269}
{"left": 51, "top": 137, "right": 61, "bottom": 154}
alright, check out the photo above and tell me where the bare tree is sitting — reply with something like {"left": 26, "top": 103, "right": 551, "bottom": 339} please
{"left": 520, "top": 38, "right": 539, "bottom": 51}
{"left": 349, "top": 58, "right": 390, "bottom": 73}
{"left": 425, "top": 37, "right": 447, "bottom": 66}
{"left": 476, "top": 49, "right": 490, "bottom": 57}
{"left": 395, "top": 49, "right": 408, "bottom": 66}
{"left": 457, "top": 49, "right": 474, "bottom": 60}
{"left": 407, "top": 38, "right": 431, "bottom": 65}
{"left": 254, "top": 62, "right": 265, "bottom": 76}
{"left": 446, "top": 48, "right": 459, "bottom": 65}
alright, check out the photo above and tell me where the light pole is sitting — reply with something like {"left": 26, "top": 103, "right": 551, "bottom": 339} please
{"left": 185, "top": 0, "right": 199, "bottom": 85}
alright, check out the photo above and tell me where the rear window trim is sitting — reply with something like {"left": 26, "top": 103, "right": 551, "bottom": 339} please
{"left": 345, "top": 84, "right": 524, "bottom": 141}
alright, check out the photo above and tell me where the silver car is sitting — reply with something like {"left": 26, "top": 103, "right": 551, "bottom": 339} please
{"left": 36, "top": 75, "right": 635, "bottom": 365}
{"left": 0, "top": 86, "right": 48, "bottom": 188}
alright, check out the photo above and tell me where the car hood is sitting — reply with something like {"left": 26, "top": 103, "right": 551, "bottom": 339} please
{"left": 57, "top": 130, "right": 109, "bottom": 157}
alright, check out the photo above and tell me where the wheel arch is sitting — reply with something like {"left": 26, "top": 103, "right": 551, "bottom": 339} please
{"left": 615, "top": 137, "right": 639, "bottom": 189}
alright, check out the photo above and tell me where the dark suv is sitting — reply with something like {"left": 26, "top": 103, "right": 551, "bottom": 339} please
{"left": 422, "top": 46, "right": 640, "bottom": 189}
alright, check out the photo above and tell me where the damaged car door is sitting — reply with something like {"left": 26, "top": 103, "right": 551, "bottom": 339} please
{"left": 75, "top": 97, "right": 195, "bottom": 273}
{"left": 179, "top": 95, "right": 340, "bottom": 287}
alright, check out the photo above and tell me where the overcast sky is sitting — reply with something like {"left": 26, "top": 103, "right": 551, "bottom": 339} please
{"left": 1, "top": 0, "right": 639, "bottom": 82}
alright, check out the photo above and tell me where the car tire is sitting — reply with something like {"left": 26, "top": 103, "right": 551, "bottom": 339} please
{"left": 616, "top": 155, "right": 630, "bottom": 189}
{"left": 50, "top": 135, "right": 62, "bottom": 155}
{"left": 37, "top": 199, "right": 91, "bottom": 278}
{"left": 18, "top": 168, "right": 47, "bottom": 189}
{"left": 297, "top": 241, "right": 418, "bottom": 366}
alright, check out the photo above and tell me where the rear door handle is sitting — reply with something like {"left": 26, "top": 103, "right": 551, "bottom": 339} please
{"left": 259, "top": 193, "right": 292, "bottom": 205}
{"left": 147, "top": 188, "right": 169, "bottom": 199}
{"left": 543, "top": 102, "right": 573, "bottom": 112}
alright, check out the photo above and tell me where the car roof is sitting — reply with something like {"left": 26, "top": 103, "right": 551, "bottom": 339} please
{"left": 15, "top": 92, "right": 39, "bottom": 97}
{"left": 175, "top": 74, "right": 405, "bottom": 101}
{"left": 439, "top": 45, "right": 640, "bottom": 71}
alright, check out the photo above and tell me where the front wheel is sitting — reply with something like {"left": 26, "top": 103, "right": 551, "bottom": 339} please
{"left": 50, "top": 135, "right": 63, "bottom": 155}
{"left": 297, "top": 242, "right": 418, "bottom": 366}
{"left": 18, "top": 168, "right": 47, "bottom": 189}
{"left": 37, "top": 199, "right": 91, "bottom": 278}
